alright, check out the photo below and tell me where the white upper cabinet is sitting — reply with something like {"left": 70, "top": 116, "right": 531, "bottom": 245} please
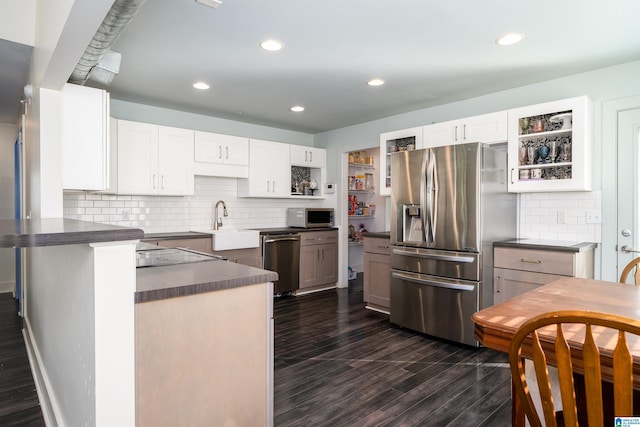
{"left": 116, "top": 120, "right": 194, "bottom": 196}
{"left": 507, "top": 96, "right": 593, "bottom": 193}
{"left": 290, "top": 145, "right": 326, "bottom": 168}
{"left": 238, "top": 139, "right": 291, "bottom": 198}
{"left": 379, "top": 127, "right": 423, "bottom": 196}
{"left": 61, "top": 83, "right": 110, "bottom": 191}
{"left": 194, "top": 131, "right": 249, "bottom": 178}
{"left": 423, "top": 111, "right": 507, "bottom": 148}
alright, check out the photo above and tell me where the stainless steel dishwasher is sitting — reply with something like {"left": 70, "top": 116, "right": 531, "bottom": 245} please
{"left": 262, "top": 233, "right": 300, "bottom": 295}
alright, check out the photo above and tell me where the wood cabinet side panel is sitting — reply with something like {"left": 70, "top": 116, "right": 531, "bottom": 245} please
{"left": 135, "top": 284, "right": 271, "bottom": 427}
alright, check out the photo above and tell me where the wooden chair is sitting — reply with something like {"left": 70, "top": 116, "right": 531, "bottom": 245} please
{"left": 509, "top": 310, "right": 640, "bottom": 427}
{"left": 620, "top": 256, "right": 640, "bottom": 285}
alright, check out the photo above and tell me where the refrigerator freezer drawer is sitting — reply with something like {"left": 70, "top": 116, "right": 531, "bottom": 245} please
{"left": 390, "top": 246, "right": 481, "bottom": 282}
{"left": 390, "top": 270, "right": 480, "bottom": 346}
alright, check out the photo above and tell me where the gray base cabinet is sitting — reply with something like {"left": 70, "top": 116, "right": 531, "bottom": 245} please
{"left": 363, "top": 235, "right": 391, "bottom": 313}
{"left": 493, "top": 243, "right": 595, "bottom": 304}
{"left": 299, "top": 230, "right": 338, "bottom": 292}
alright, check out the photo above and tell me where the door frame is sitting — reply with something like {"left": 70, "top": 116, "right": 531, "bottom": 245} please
{"left": 601, "top": 96, "right": 640, "bottom": 281}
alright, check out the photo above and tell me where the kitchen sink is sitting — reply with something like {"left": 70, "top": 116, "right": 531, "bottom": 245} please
{"left": 196, "top": 229, "right": 260, "bottom": 251}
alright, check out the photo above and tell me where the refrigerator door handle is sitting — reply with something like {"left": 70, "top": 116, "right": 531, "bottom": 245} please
{"left": 420, "top": 150, "right": 428, "bottom": 243}
{"left": 430, "top": 150, "right": 438, "bottom": 242}
{"left": 392, "top": 271, "right": 476, "bottom": 292}
{"left": 392, "top": 248, "right": 475, "bottom": 263}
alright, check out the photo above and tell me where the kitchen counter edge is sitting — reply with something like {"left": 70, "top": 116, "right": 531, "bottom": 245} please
{"left": 0, "top": 218, "right": 143, "bottom": 248}
{"left": 494, "top": 239, "right": 597, "bottom": 253}
{"left": 135, "top": 260, "right": 278, "bottom": 304}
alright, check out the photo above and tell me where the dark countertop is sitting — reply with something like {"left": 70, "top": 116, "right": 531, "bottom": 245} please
{"left": 363, "top": 231, "right": 391, "bottom": 239}
{"left": 0, "top": 218, "right": 144, "bottom": 248}
{"left": 255, "top": 227, "right": 338, "bottom": 235}
{"left": 143, "top": 231, "right": 210, "bottom": 240}
{"left": 136, "top": 260, "right": 278, "bottom": 303}
{"left": 145, "top": 228, "right": 338, "bottom": 240}
{"left": 494, "top": 239, "right": 597, "bottom": 253}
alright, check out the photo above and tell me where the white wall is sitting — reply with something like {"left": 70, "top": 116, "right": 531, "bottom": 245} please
{"left": 0, "top": 0, "right": 36, "bottom": 46}
{"left": 315, "top": 60, "right": 640, "bottom": 282}
{"left": 0, "top": 124, "right": 17, "bottom": 293}
{"left": 111, "top": 100, "right": 314, "bottom": 147}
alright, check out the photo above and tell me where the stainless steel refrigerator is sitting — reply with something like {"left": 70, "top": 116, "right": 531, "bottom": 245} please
{"left": 389, "top": 142, "right": 516, "bottom": 346}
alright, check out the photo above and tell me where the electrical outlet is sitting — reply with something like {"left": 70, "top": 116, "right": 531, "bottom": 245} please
{"left": 585, "top": 210, "right": 601, "bottom": 224}
{"left": 122, "top": 209, "right": 130, "bottom": 221}
{"left": 557, "top": 210, "right": 566, "bottom": 224}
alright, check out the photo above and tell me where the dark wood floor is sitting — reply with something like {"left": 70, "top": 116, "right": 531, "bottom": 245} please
{"left": 274, "top": 284, "right": 512, "bottom": 427}
{"left": 0, "top": 293, "right": 43, "bottom": 426}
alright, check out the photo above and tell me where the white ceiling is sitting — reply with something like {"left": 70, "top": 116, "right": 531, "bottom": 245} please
{"left": 3, "top": 0, "right": 640, "bottom": 133}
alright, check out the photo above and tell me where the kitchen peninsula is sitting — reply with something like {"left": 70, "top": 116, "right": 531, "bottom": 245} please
{"left": 0, "top": 218, "right": 277, "bottom": 426}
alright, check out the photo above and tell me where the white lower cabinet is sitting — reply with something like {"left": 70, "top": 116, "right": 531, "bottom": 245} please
{"left": 238, "top": 139, "right": 290, "bottom": 198}
{"left": 423, "top": 111, "right": 507, "bottom": 148}
{"left": 115, "top": 119, "right": 194, "bottom": 195}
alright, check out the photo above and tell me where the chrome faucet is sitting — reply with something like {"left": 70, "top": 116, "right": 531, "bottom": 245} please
{"left": 213, "top": 200, "right": 228, "bottom": 230}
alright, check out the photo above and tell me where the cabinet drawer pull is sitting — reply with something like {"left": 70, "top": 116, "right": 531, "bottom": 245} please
{"left": 520, "top": 258, "right": 542, "bottom": 264}
{"left": 377, "top": 245, "right": 389, "bottom": 249}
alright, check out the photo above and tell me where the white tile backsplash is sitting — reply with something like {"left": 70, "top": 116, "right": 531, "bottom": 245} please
{"left": 64, "top": 176, "right": 320, "bottom": 233}
{"left": 519, "top": 191, "right": 601, "bottom": 243}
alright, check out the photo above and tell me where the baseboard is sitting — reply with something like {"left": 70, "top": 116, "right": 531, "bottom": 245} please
{"left": 23, "top": 317, "right": 59, "bottom": 427}
{"left": 0, "top": 280, "right": 14, "bottom": 294}
{"left": 294, "top": 285, "right": 336, "bottom": 296}
{"left": 365, "top": 305, "right": 390, "bottom": 315}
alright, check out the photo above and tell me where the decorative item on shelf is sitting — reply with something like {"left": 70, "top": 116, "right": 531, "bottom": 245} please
{"left": 407, "top": 143, "right": 415, "bottom": 151}
{"left": 549, "top": 140, "right": 559, "bottom": 163}
{"left": 389, "top": 145, "right": 398, "bottom": 153}
{"left": 530, "top": 168, "right": 542, "bottom": 179}
{"left": 519, "top": 117, "right": 530, "bottom": 135}
{"left": 527, "top": 146, "right": 537, "bottom": 165}
{"left": 532, "top": 119, "right": 545, "bottom": 133}
{"left": 348, "top": 153, "right": 355, "bottom": 164}
{"left": 369, "top": 204, "right": 376, "bottom": 216}
{"left": 355, "top": 174, "right": 365, "bottom": 190}
{"left": 519, "top": 169, "right": 530, "bottom": 180}
{"left": 560, "top": 142, "right": 572, "bottom": 162}
{"left": 518, "top": 146, "right": 527, "bottom": 166}
{"left": 538, "top": 145, "right": 550, "bottom": 163}
{"left": 365, "top": 155, "right": 374, "bottom": 165}
{"left": 550, "top": 112, "right": 572, "bottom": 130}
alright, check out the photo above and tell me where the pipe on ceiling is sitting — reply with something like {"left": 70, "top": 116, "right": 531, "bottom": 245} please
{"left": 69, "top": 0, "right": 146, "bottom": 85}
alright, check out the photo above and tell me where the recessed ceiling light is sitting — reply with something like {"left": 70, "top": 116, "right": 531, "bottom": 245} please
{"left": 193, "top": 81, "right": 210, "bottom": 90}
{"left": 368, "top": 79, "right": 385, "bottom": 87}
{"left": 496, "top": 33, "right": 524, "bottom": 46}
{"left": 290, "top": 106, "right": 305, "bottom": 112}
{"left": 260, "top": 39, "right": 283, "bottom": 52}
{"left": 195, "top": 0, "right": 222, "bottom": 9}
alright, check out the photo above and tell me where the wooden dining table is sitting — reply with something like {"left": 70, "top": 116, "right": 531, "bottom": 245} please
{"left": 472, "top": 277, "right": 640, "bottom": 426}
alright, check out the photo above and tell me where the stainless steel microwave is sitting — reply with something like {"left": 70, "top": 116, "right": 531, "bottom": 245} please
{"left": 286, "top": 208, "right": 334, "bottom": 228}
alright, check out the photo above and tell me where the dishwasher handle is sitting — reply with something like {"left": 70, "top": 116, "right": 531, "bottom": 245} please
{"left": 392, "top": 271, "right": 476, "bottom": 292}
{"left": 263, "top": 235, "right": 300, "bottom": 244}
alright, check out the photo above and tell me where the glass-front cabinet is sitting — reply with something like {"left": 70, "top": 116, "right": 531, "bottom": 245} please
{"left": 379, "top": 127, "right": 423, "bottom": 196}
{"left": 507, "top": 96, "right": 593, "bottom": 193}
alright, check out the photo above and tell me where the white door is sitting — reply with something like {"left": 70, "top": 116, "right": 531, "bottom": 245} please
{"left": 617, "top": 108, "right": 640, "bottom": 282}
